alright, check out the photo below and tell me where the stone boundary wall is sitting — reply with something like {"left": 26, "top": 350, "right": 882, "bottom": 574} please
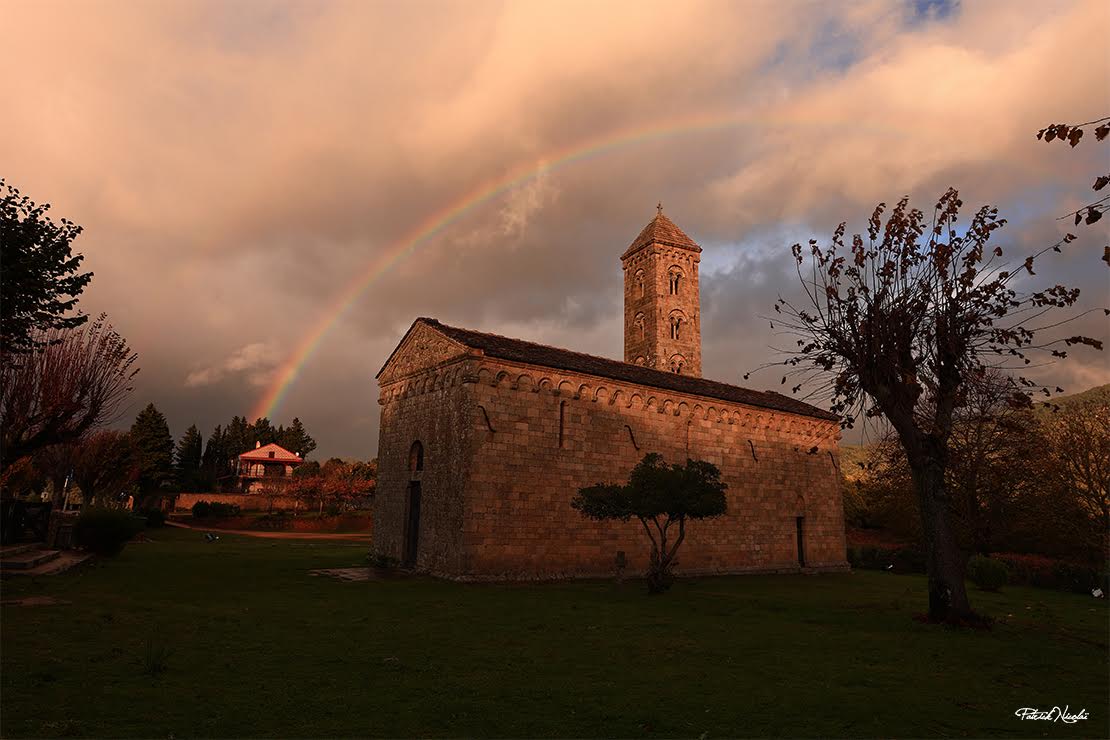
{"left": 171, "top": 492, "right": 300, "bottom": 512}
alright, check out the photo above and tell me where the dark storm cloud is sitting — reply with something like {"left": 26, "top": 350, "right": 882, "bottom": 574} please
{"left": 1, "top": 0, "right": 1106, "bottom": 456}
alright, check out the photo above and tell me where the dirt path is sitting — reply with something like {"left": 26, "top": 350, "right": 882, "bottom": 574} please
{"left": 165, "top": 520, "right": 372, "bottom": 542}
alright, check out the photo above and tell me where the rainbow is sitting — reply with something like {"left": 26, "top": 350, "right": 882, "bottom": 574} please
{"left": 251, "top": 109, "right": 790, "bottom": 419}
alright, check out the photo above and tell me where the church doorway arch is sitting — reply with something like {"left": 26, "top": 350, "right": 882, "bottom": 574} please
{"left": 403, "top": 441, "right": 424, "bottom": 568}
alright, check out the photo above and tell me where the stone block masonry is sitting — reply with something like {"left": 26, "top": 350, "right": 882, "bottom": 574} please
{"left": 373, "top": 349, "right": 847, "bottom": 580}
{"left": 373, "top": 209, "right": 846, "bottom": 580}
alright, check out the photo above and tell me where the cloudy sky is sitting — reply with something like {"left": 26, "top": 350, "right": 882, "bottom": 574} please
{"left": 3, "top": 0, "right": 1108, "bottom": 458}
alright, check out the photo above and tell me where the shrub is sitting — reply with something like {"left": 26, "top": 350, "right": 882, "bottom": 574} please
{"left": 73, "top": 508, "right": 143, "bottom": 556}
{"left": 143, "top": 509, "right": 165, "bottom": 528}
{"left": 369, "top": 553, "right": 400, "bottom": 569}
{"left": 209, "top": 502, "right": 240, "bottom": 518}
{"left": 847, "top": 545, "right": 925, "bottom": 574}
{"left": 191, "top": 501, "right": 240, "bottom": 519}
{"left": 967, "top": 555, "right": 1008, "bottom": 591}
{"left": 992, "top": 553, "right": 1107, "bottom": 593}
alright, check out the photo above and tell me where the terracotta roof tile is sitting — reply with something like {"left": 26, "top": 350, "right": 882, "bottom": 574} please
{"left": 622, "top": 211, "right": 701, "bottom": 259}
{"left": 419, "top": 319, "right": 837, "bottom": 422}
{"left": 239, "top": 443, "right": 303, "bottom": 462}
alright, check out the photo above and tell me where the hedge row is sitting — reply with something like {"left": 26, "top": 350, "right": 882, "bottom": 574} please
{"left": 848, "top": 546, "right": 1107, "bottom": 593}
{"left": 191, "top": 501, "right": 241, "bottom": 519}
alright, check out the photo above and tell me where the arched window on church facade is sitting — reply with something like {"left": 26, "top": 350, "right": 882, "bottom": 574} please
{"left": 634, "top": 356, "right": 646, "bottom": 366}
{"left": 670, "top": 355, "right": 686, "bottom": 374}
{"left": 634, "top": 313, "right": 645, "bottom": 340}
{"left": 668, "top": 267, "right": 683, "bottom": 295}
{"left": 670, "top": 315, "right": 683, "bottom": 340}
{"left": 635, "top": 269, "right": 645, "bottom": 298}
{"left": 409, "top": 441, "right": 424, "bottom": 473}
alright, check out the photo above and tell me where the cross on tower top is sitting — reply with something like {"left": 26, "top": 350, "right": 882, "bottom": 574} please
{"left": 657, "top": 201, "right": 663, "bottom": 216}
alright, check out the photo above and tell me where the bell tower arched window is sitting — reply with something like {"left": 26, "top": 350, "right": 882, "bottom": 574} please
{"left": 409, "top": 441, "right": 424, "bottom": 473}
{"left": 668, "top": 268, "right": 683, "bottom": 295}
{"left": 670, "top": 315, "right": 683, "bottom": 340}
{"left": 634, "top": 313, "right": 645, "bottom": 340}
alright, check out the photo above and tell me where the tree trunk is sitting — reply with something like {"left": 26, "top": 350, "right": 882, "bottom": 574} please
{"left": 910, "top": 457, "right": 975, "bottom": 622}
{"left": 644, "top": 517, "right": 685, "bottom": 594}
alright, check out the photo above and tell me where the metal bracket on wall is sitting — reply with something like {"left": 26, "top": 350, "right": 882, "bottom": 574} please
{"left": 625, "top": 424, "right": 640, "bottom": 451}
{"left": 477, "top": 405, "right": 496, "bottom": 433}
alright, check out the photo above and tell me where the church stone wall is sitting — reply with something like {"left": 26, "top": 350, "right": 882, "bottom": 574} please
{"left": 374, "top": 360, "right": 474, "bottom": 575}
{"left": 455, "top": 357, "right": 846, "bottom": 580}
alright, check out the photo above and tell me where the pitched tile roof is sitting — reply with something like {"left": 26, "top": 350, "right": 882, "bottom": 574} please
{"left": 418, "top": 318, "right": 837, "bottom": 422}
{"left": 239, "top": 443, "right": 303, "bottom": 462}
{"left": 622, "top": 211, "right": 701, "bottom": 260}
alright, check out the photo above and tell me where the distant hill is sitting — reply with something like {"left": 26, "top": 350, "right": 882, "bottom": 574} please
{"left": 838, "top": 383, "right": 1109, "bottom": 462}
{"left": 1043, "top": 383, "right": 1110, "bottom": 408}
{"left": 839, "top": 443, "right": 872, "bottom": 481}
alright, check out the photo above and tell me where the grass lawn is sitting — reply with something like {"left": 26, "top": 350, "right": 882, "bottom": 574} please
{"left": 2, "top": 528, "right": 1106, "bottom": 738}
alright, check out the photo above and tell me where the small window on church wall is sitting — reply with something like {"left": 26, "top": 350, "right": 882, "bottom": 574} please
{"left": 636, "top": 270, "right": 645, "bottom": 298}
{"left": 558, "top": 401, "right": 566, "bottom": 448}
{"left": 634, "top": 313, "right": 645, "bottom": 340}
{"left": 670, "top": 316, "right": 682, "bottom": 340}
{"left": 409, "top": 441, "right": 424, "bottom": 472}
{"left": 670, "top": 357, "right": 684, "bottom": 374}
{"left": 268, "top": 451, "right": 275, "bottom": 459}
{"left": 635, "top": 356, "right": 646, "bottom": 365}
{"left": 669, "top": 271, "right": 682, "bottom": 295}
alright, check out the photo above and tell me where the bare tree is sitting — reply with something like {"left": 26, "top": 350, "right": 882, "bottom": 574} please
{"left": 1040, "top": 399, "right": 1110, "bottom": 560}
{"left": 944, "top": 374, "right": 1041, "bottom": 556}
{"left": 33, "top": 442, "right": 79, "bottom": 507}
{"left": 0, "top": 314, "right": 138, "bottom": 471}
{"left": 760, "top": 189, "right": 1103, "bottom": 622}
{"left": 72, "top": 430, "right": 137, "bottom": 506}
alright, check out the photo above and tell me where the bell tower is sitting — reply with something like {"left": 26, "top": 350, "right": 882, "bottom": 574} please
{"left": 621, "top": 204, "right": 702, "bottom": 376}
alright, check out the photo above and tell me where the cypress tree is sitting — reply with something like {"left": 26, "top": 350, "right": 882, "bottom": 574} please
{"left": 175, "top": 424, "right": 203, "bottom": 491}
{"left": 130, "top": 403, "right": 174, "bottom": 504}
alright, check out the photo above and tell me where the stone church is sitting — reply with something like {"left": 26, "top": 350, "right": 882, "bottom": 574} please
{"left": 373, "top": 209, "right": 847, "bottom": 579}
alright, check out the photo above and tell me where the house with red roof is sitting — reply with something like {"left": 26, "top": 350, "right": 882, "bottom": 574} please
{"left": 236, "top": 442, "right": 303, "bottom": 492}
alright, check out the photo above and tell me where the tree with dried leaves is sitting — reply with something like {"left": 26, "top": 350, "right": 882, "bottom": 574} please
{"left": 286, "top": 459, "right": 375, "bottom": 514}
{"left": 0, "top": 179, "right": 93, "bottom": 354}
{"left": 1036, "top": 116, "right": 1109, "bottom": 266}
{"left": 572, "top": 453, "right": 727, "bottom": 594}
{"left": 0, "top": 314, "right": 138, "bottom": 473}
{"left": 855, "top": 374, "right": 1045, "bottom": 557}
{"left": 761, "top": 188, "right": 1103, "bottom": 622}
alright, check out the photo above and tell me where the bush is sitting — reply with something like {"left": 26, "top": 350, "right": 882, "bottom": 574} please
{"left": 369, "top": 553, "right": 400, "bottom": 569}
{"left": 191, "top": 501, "right": 240, "bottom": 519}
{"left": 73, "top": 508, "right": 143, "bottom": 556}
{"left": 143, "top": 509, "right": 165, "bottom": 528}
{"left": 991, "top": 553, "right": 1107, "bottom": 593}
{"left": 847, "top": 545, "right": 925, "bottom": 574}
{"left": 967, "top": 555, "right": 1008, "bottom": 591}
{"left": 209, "top": 502, "right": 240, "bottom": 518}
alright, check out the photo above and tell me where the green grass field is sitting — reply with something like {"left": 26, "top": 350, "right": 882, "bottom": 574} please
{"left": 2, "top": 528, "right": 1106, "bottom": 738}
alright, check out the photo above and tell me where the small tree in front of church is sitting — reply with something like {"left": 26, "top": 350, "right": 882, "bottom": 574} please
{"left": 572, "top": 453, "right": 727, "bottom": 594}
